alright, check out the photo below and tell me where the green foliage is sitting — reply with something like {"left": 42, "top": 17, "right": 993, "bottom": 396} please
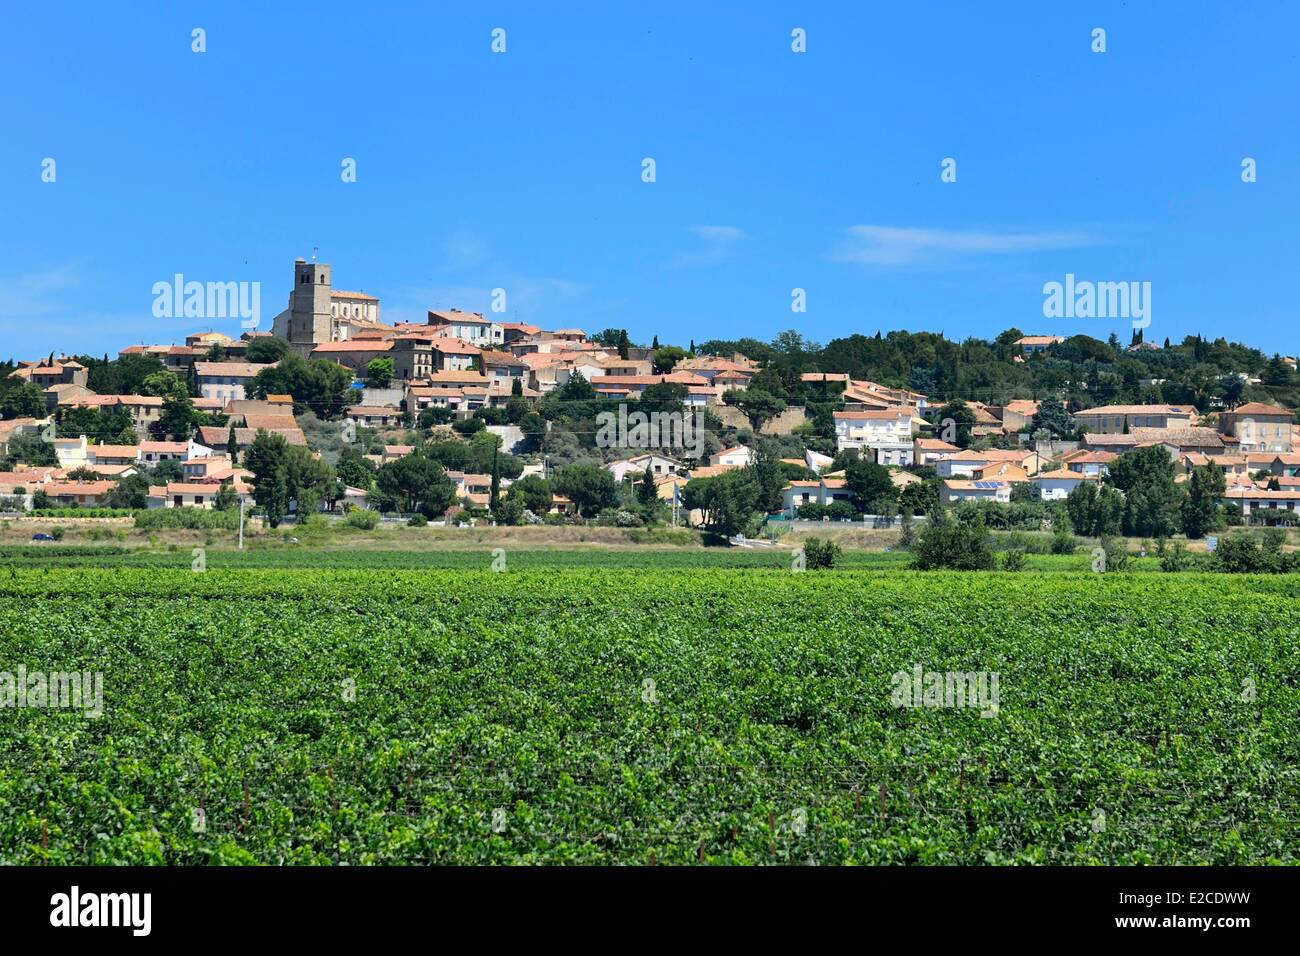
{"left": 801, "top": 537, "right": 840, "bottom": 569}
{"left": 344, "top": 509, "right": 380, "bottom": 530}
{"left": 1028, "top": 396, "right": 1071, "bottom": 438}
{"left": 1065, "top": 481, "right": 1124, "bottom": 538}
{"left": 1159, "top": 542, "right": 1197, "bottom": 572}
{"left": 652, "top": 346, "right": 687, "bottom": 374}
{"left": 132, "top": 507, "right": 240, "bottom": 530}
{"left": 723, "top": 388, "right": 786, "bottom": 430}
{"left": 1050, "top": 527, "right": 1079, "bottom": 555}
{"left": 244, "top": 337, "right": 291, "bottom": 364}
{"left": 0, "top": 378, "right": 47, "bottom": 419}
{"left": 1097, "top": 535, "right": 1131, "bottom": 572}
{"left": 4, "top": 565, "right": 1294, "bottom": 863}
{"left": 681, "top": 469, "right": 761, "bottom": 536}
{"left": 1181, "top": 463, "right": 1226, "bottom": 539}
{"left": 910, "top": 509, "right": 995, "bottom": 570}
{"left": 1000, "top": 547, "right": 1027, "bottom": 572}
{"left": 250, "top": 355, "right": 352, "bottom": 420}
{"left": 553, "top": 463, "right": 619, "bottom": 518}
{"left": 1105, "top": 445, "right": 1184, "bottom": 538}
{"left": 507, "top": 474, "right": 553, "bottom": 514}
{"left": 106, "top": 473, "right": 151, "bottom": 510}
{"left": 844, "top": 456, "right": 897, "bottom": 513}
{"left": 374, "top": 450, "right": 456, "bottom": 518}
{"left": 365, "top": 356, "right": 394, "bottom": 389}
{"left": 1208, "top": 530, "right": 1297, "bottom": 573}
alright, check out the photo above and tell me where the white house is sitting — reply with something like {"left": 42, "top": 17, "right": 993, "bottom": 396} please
{"left": 935, "top": 449, "right": 1038, "bottom": 479}
{"left": 607, "top": 453, "right": 682, "bottom": 483}
{"left": 1221, "top": 487, "right": 1300, "bottom": 524}
{"left": 1030, "top": 469, "right": 1096, "bottom": 501}
{"left": 805, "top": 449, "right": 834, "bottom": 474}
{"left": 940, "top": 479, "right": 1011, "bottom": 505}
{"left": 782, "top": 478, "right": 851, "bottom": 516}
{"left": 427, "top": 310, "right": 505, "bottom": 346}
{"left": 195, "top": 362, "right": 273, "bottom": 404}
{"left": 711, "top": 445, "right": 753, "bottom": 467}
{"left": 833, "top": 408, "right": 915, "bottom": 464}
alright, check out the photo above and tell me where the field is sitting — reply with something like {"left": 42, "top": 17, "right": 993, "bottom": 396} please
{"left": 2, "top": 555, "right": 1298, "bottom": 865}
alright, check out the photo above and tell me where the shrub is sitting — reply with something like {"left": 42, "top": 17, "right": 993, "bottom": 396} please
{"left": 1160, "top": 542, "right": 1196, "bottom": 573}
{"left": 911, "top": 510, "right": 995, "bottom": 571}
{"left": 825, "top": 501, "right": 858, "bottom": 521}
{"left": 1050, "top": 527, "right": 1079, "bottom": 555}
{"left": 802, "top": 537, "right": 841, "bottom": 569}
{"left": 407, "top": 514, "right": 428, "bottom": 527}
{"left": 897, "top": 514, "right": 916, "bottom": 550}
{"left": 1201, "top": 535, "right": 1294, "bottom": 572}
{"left": 1097, "top": 535, "right": 1130, "bottom": 572}
{"left": 344, "top": 509, "right": 380, "bottom": 530}
{"left": 1001, "top": 548, "right": 1027, "bottom": 572}
{"left": 133, "top": 508, "right": 240, "bottom": 531}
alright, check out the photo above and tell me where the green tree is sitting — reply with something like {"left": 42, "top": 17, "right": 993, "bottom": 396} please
{"left": 1065, "top": 481, "right": 1125, "bottom": 537}
{"left": 153, "top": 393, "right": 198, "bottom": 441}
{"left": 365, "top": 356, "right": 394, "bottom": 388}
{"left": 844, "top": 456, "right": 897, "bottom": 513}
{"left": 636, "top": 467, "right": 658, "bottom": 510}
{"left": 553, "top": 463, "right": 619, "bottom": 517}
{"left": 723, "top": 388, "right": 786, "bottom": 430}
{"left": 106, "top": 473, "right": 151, "bottom": 509}
{"left": 244, "top": 337, "right": 290, "bottom": 364}
{"left": 1106, "top": 445, "right": 1183, "bottom": 537}
{"left": 680, "top": 469, "right": 760, "bottom": 536}
{"left": 336, "top": 446, "right": 376, "bottom": 489}
{"left": 936, "top": 400, "right": 977, "bottom": 448}
{"left": 245, "top": 430, "right": 290, "bottom": 527}
{"left": 652, "top": 346, "right": 687, "bottom": 374}
{"left": 0, "top": 379, "right": 47, "bottom": 419}
{"left": 747, "top": 448, "right": 786, "bottom": 513}
{"left": 1029, "top": 396, "right": 1071, "bottom": 438}
{"left": 213, "top": 480, "right": 238, "bottom": 512}
{"left": 507, "top": 474, "right": 553, "bottom": 514}
{"left": 375, "top": 450, "right": 456, "bottom": 517}
{"left": 1181, "top": 462, "right": 1226, "bottom": 539}
{"left": 250, "top": 354, "right": 352, "bottom": 419}
{"left": 910, "top": 509, "right": 996, "bottom": 570}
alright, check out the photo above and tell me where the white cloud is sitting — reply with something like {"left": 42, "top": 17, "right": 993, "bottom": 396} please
{"left": 833, "top": 225, "right": 1096, "bottom": 266}
{"left": 439, "top": 234, "right": 490, "bottom": 272}
{"left": 673, "top": 225, "right": 746, "bottom": 266}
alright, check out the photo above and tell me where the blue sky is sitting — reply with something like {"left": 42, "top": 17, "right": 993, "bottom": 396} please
{"left": 2, "top": 1, "right": 1297, "bottom": 359}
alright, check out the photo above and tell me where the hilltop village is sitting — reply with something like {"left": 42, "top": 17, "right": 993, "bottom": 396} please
{"left": 2, "top": 258, "right": 1298, "bottom": 538}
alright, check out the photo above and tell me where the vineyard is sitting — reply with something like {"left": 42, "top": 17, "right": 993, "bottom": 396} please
{"left": 1, "top": 566, "right": 1298, "bottom": 864}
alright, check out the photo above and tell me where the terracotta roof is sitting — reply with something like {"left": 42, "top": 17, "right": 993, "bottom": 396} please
{"left": 833, "top": 407, "right": 912, "bottom": 420}
{"left": 428, "top": 309, "right": 489, "bottom": 325}
{"left": 89, "top": 445, "right": 141, "bottom": 458}
{"left": 310, "top": 340, "right": 392, "bottom": 353}
{"left": 1226, "top": 402, "right": 1293, "bottom": 418}
{"left": 194, "top": 362, "right": 272, "bottom": 378}
{"left": 1033, "top": 468, "right": 1094, "bottom": 481}
{"left": 1075, "top": 404, "right": 1192, "bottom": 416}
